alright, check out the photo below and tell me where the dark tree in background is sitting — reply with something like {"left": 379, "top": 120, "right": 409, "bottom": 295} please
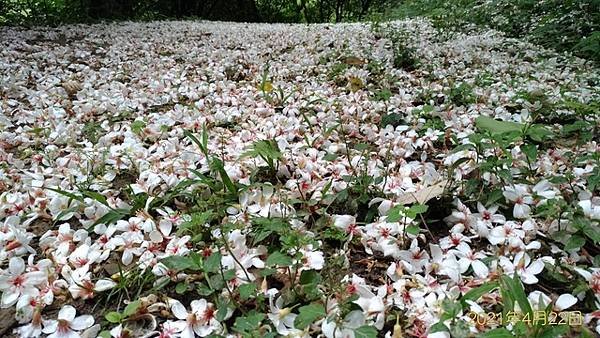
{"left": 0, "top": 0, "right": 395, "bottom": 26}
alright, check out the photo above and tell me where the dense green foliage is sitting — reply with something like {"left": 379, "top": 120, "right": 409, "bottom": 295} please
{"left": 381, "top": 0, "right": 600, "bottom": 61}
{"left": 0, "top": 0, "right": 392, "bottom": 25}
{"left": 2, "top": 0, "right": 598, "bottom": 61}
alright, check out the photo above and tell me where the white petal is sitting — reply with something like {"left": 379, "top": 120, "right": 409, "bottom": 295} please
{"left": 94, "top": 279, "right": 116, "bottom": 292}
{"left": 58, "top": 305, "right": 77, "bottom": 321}
{"left": 526, "top": 259, "right": 544, "bottom": 275}
{"left": 42, "top": 320, "right": 58, "bottom": 334}
{"left": 9, "top": 257, "right": 25, "bottom": 275}
{"left": 555, "top": 294, "right": 577, "bottom": 311}
{"left": 513, "top": 204, "right": 530, "bottom": 219}
{"left": 170, "top": 300, "right": 188, "bottom": 320}
{"left": 471, "top": 260, "right": 489, "bottom": 278}
{"left": 25, "top": 271, "right": 47, "bottom": 286}
{"left": 2, "top": 291, "right": 19, "bottom": 307}
{"left": 70, "top": 315, "right": 94, "bottom": 330}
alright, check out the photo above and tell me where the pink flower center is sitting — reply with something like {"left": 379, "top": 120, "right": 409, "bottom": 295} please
{"left": 482, "top": 211, "right": 491, "bottom": 220}
{"left": 11, "top": 274, "right": 25, "bottom": 287}
{"left": 379, "top": 227, "right": 391, "bottom": 238}
{"left": 203, "top": 306, "right": 215, "bottom": 321}
{"left": 57, "top": 319, "right": 71, "bottom": 334}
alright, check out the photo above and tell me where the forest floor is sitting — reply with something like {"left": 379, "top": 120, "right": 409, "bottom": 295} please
{"left": 0, "top": 19, "right": 599, "bottom": 338}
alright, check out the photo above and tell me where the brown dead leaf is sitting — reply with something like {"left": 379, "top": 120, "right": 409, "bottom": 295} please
{"left": 343, "top": 56, "right": 365, "bottom": 66}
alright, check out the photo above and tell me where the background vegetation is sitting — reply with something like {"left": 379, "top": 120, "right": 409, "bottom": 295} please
{"left": 1, "top": 0, "right": 598, "bottom": 61}
{"left": 0, "top": 0, "right": 392, "bottom": 25}
{"left": 381, "top": 0, "right": 600, "bottom": 62}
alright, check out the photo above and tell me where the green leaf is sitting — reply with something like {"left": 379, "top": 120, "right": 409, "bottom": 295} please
{"left": 210, "top": 157, "right": 237, "bottom": 195}
{"left": 461, "top": 281, "right": 499, "bottom": 305}
{"left": 300, "top": 270, "right": 321, "bottom": 285}
{"left": 500, "top": 275, "right": 532, "bottom": 317}
{"left": 161, "top": 256, "right": 195, "bottom": 271}
{"left": 405, "top": 225, "right": 420, "bottom": 235}
{"left": 478, "top": 328, "right": 514, "bottom": 338}
{"left": 565, "top": 234, "right": 586, "bottom": 251}
{"left": 449, "top": 320, "right": 471, "bottom": 338}
{"left": 216, "top": 300, "right": 230, "bottom": 322}
{"left": 526, "top": 124, "right": 554, "bottom": 142}
{"left": 409, "top": 203, "right": 428, "bottom": 214}
{"left": 354, "top": 143, "right": 369, "bottom": 151}
{"left": 204, "top": 252, "right": 222, "bottom": 273}
{"left": 475, "top": 116, "right": 522, "bottom": 134}
{"left": 175, "top": 282, "right": 187, "bottom": 294}
{"left": 92, "top": 209, "right": 128, "bottom": 228}
{"left": 45, "top": 187, "right": 84, "bottom": 202}
{"left": 131, "top": 120, "right": 146, "bottom": 135}
{"left": 430, "top": 322, "right": 449, "bottom": 333}
{"left": 324, "top": 153, "right": 338, "bottom": 161}
{"left": 386, "top": 205, "right": 404, "bottom": 222}
{"left": 521, "top": 144, "right": 537, "bottom": 162}
{"left": 260, "top": 268, "right": 277, "bottom": 277}
{"left": 266, "top": 251, "right": 293, "bottom": 267}
{"left": 184, "top": 129, "right": 208, "bottom": 155}
{"left": 354, "top": 325, "right": 378, "bottom": 338}
{"left": 81, "top": 190, "right": 109, "bottom": 206}
{"left": 537, "top": 325, "right": 569, "bottom": 338}
{"left": 233, "top": 311, "right": 264, "bottom": 333}
{"left": 441, "top": 299, "right": 462, "bottom": 319}
{"left": 222, "top": 269, "right": 237, "bottom": 281}
{"left": 486, "top": 189, "right": 504, "bottom": 205}
{"left": 104, "top": 312, "right": 122, "bottom": 323}
{"left": 573, "top": 217, "right": 600, "bottom": 244}
{"left": 197, "top": 283, "right": 213, "bottom": 296}
{"left": 123, "top": 300, "right": 141, "bottom": 317}
{"left": 294, "top": 303, "right": 326, "bottom": 329}
{"left": 238, "top": 283, "right": 257, "bottom": 300}
{"left": 98, "top": 331, "right": 112, "bottom": 338}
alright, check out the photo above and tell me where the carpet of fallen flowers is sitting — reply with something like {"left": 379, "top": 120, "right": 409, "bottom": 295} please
{"left": 0, "top": 18, "right": 599, "bottom": 338}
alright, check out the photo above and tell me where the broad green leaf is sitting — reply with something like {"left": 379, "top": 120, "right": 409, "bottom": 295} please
{"left": 104, "top": 312, "right": 122, "bottom": 323}
{"left": 233, "top": 311, "right": 264, "bottom": 333}
{"left": 238, "top": 283, "right": 257, "bottom": 300}
{"left": 405, "top": 225, "right": 420, "bottom": 235}
{"left": 300, "top": 270, "right": 321, "bottom": 285}
{"left": 123, "top": 300, "right": 141, "bottom": 317}
{"left": 98, "top": 331, "right": 112, "bottom": 338}
{"left": 521, "top": 144, "right": 537, "bottom": 162}
{"left": 354, "top": 325, "right": 377, "bottom": 338}
{"left": 537, "top": 325, "right": 569, "bottom": 338}
{"left": 81, "top": 190, "right": 108, "bottom": 205}
{"left": 565, "top": 234, "right": 586, "bottom": 251}
{"left": 161, "top": 256, "right": 195, "bottom": 271}
{"left": 175, "top": 282, "right": 187, "bottom": 294}
{"left": 409, "top": 203, "right": 428, "bottom": 214}
{"left": 573, "top": 217, "right": 600, "bottom": 243}
{"left": 197, "top": 283, "right": 213, "bottom": 296}
{"left": 430, "top": 322, "right": 449, "bottom": 333}
{"left": 526, "top": 124, "right": 554, "bottom": 142}
{"left": 294, "top": 303, "right": 326, "bottom": 329}
{"left": 386, "top": 205, "right": 404, "bottom": 222}
{"left": 475, "top": 116, "right": 522, "bottom": 134}
{"left": 266, "top": 251, "right": 293, "bottom": 267}
{"left": 204, "top": 252, "right": 222, "bottom": 273}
